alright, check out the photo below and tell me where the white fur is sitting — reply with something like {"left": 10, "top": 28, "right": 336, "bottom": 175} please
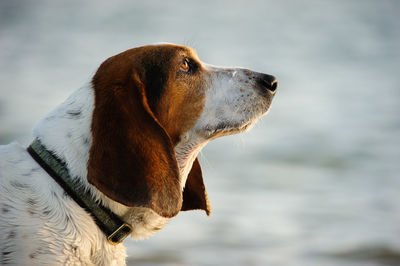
{"left": 1, "top": 84, "right": 128, "bottom": 265}
{"left": 0, "top": 59, "right": 275, "bottom": 265}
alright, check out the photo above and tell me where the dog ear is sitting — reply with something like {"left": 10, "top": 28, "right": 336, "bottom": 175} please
{"left": 88, "top": 70, "right": 182, "bottom": 218}
{"left": 181, "top": 157, "right": 211, "bottom": 216}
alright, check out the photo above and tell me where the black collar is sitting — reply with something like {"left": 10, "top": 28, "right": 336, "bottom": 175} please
{"left": 27, "top": 139, "right": 132, "bottom": 245}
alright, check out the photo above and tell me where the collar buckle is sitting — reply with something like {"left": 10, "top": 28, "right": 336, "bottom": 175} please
{"left": 107, "top": 223, "right": 133, "bottom": 245}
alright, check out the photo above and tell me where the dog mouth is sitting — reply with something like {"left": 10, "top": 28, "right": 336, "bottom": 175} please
{"left": 204, "top": 119, "right": 256, "bottom": 138}
{"left": 201, "top": 89, "right": 274, "bottom": 139}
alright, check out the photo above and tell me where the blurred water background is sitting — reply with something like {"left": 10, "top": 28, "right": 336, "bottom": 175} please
{"left": 1, "top": 0, "right": 400, "bottom": 265}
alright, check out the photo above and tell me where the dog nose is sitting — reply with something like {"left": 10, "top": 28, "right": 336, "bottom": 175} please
{"left": 257, "top": 74, "right": 278, "bottom": 93}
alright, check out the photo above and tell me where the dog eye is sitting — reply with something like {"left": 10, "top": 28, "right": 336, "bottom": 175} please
{"left": 180, "top": 58, "right": 190, "bottom": 73}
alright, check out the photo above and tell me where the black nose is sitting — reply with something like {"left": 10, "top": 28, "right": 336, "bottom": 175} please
{"left": 257, "top": 74, "right": 278, "bottom": 93}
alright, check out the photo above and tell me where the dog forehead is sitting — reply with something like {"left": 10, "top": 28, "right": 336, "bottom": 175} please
{"left": 126, "top": 44, "right": 194, "bottom": 59}
{"left": 148, "top": 43, "right": 196, "bottom": 55}
{"left": 94, "top": 44, "right": 197, "bottom": 84}
{"left": 136, "top": 44, "right": 199, "bottom": 67}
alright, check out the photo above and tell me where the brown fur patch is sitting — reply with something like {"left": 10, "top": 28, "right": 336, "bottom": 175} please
{"left": 182, "top": 158, "right": 211, "bottom": 215}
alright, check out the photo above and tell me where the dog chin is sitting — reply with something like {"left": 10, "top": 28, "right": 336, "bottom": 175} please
{"left": 204, "top": 118, "right": 259, "bottom": 139}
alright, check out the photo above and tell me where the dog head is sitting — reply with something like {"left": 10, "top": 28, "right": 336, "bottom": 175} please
{"left": 88, "top": 44, "right": 277, "bottom": 218}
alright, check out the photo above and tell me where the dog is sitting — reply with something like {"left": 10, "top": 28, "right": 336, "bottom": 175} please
{"left": 0, "top": 44, "right": 277, "bottom": 265}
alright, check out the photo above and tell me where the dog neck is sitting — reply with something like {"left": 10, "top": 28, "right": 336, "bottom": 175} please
{"left": 33, "top": 83, "right": 95, "bottom": 185}
{"left": 174, "top": 135, "right": 207, "bottom": 189}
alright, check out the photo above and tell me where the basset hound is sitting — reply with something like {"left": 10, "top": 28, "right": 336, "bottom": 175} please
{"left": 0, "top": 44, "right": 277, "bottom": 265}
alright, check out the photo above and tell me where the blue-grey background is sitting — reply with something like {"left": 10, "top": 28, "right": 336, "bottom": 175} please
{"left": 1, "top": 1, "right": 399, "bottom": 265}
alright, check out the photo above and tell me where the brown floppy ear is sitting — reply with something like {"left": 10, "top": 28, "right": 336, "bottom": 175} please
{"left": 88, "top": 71, "right": 182, "bottom": 218}
{"left": 181, "top": 157, "right": 211, "bottom": 216}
